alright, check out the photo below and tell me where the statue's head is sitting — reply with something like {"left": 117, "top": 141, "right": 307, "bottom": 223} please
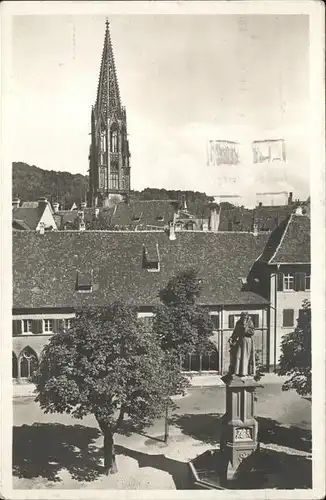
{"left": 240, "top": 311, "right": 249, "bottom": 320}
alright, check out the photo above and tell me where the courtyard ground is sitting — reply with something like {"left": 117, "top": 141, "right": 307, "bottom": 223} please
{"left": 12, "top": 375, "right": 312, "bottom": 490}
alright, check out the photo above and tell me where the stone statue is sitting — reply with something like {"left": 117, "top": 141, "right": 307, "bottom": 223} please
{"left": 228, "top": 312, "right": 256, "bottom": 377}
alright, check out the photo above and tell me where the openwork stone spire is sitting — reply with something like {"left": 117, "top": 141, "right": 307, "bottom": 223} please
{"left": 95, "top": 19, "right": 122, "bottom": 120}
{"left": 88, "top": 20, "right": 131, "bottom": 208}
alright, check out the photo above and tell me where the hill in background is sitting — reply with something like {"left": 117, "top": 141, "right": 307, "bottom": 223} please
{"left": 12, "top": 162, "right": 217, "bottom": 215}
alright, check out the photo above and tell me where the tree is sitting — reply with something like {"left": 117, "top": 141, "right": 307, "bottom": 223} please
{"left": 153, "top": 269, "right": 214, "bottom": 358}
{"left": 278, "top": 299, "right": 311, "bottom": 396}
{"left": 35, "top": 303, "right": 188, "bottom": 474}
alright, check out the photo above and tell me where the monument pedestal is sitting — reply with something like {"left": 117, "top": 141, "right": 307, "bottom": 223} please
{"left": 220, "top": 374, "right": 262, "bottom": 483}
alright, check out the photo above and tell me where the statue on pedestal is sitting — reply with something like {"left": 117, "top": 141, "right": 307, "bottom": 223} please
{"left": 228, "top": 312, "right": 256, "bottom": 377}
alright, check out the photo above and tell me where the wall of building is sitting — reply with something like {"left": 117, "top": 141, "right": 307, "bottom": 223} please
{"left": 269, "top": 271, "right": 310, "bottom": 369}
{"left": 36, "top": 205, "right": 57, "bottom": 230}
{"left": 13, "top": 305, "right": 270, "bottom": 380}
{"left": 12, "top": 311, "right": 75, "bottom": 380}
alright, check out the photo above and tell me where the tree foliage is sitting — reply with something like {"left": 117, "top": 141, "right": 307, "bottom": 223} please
{"left": 153, "top": 269, "right": 214, "bottom": 357}
{"left": 278, "top": 300, "right": 311, "bottom": 396}
{"left": 35, "top": 302, "right": 188, "bottom": 474}
{"left": 13, "top": 162, "right": 221, "bottom": 216}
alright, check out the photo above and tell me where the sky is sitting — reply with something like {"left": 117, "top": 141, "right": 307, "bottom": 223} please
{"left": 12, "top": 14, "right": 310, "bottom": 199}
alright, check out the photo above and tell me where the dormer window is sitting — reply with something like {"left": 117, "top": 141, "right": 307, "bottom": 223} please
{"left": 133, "top": 215, "right": 141, "bottom": 222}
{"left": 156, "top": 215, "right": 164, "bottom": 222}
{"left": 142, "top": 244, "right": 160, "bottom": 272}
{"left": 76, "top": 271, "right": 93, "bottom": 292}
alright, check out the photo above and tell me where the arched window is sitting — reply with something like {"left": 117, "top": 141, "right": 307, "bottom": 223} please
{"left": 12, "top": 352, "right": 18, "bottom": 378}
{"left": 19, "top": 347, "right": 38, "bottom": 381}
{"left": 110, "top": 127, "right": 119, "bottom": 153}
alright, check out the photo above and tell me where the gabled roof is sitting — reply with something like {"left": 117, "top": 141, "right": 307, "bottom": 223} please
{"left": 253, "top": 205, "right": 292, "bottom": 232}
{"left": 56, "top": 208, "right": 114, "bottom": 229}
{"left": 109, "top": 200, "right": 178, "bottom": 229}
{"left": 268, "top": 214, "right": 310, "bottom": 264}
{"left": 218, "top": 207, "right": 254, "bottom": 232}
{"left": 12, "top": 207, "right": 45, "bottom": 230}
{"left": 13, "top": 231, "right": 270, "bottom": 310}
{"left": 218, "top": 205, "right": 292, "bottom": 233}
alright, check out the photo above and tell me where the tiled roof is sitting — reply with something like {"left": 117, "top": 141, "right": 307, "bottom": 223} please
{"left": 12, "top": 207, "right": 45, "bottom": 230}
{"left": 218, "top": 205, "right": 292, "bottom": 232}
{"left": 268, "top": 214, "right": 311, "bottom": 264}
{"left": 109, "top": 200, "right": 178, "bottom": 229}
{"left": 253, "top": 205, "right": 292, "bottom": 232}
{"left": 218, "top": 207, "right": 254, "bottom": 232}
{"left": 13, "top": 231, "right": 270, "bottom": 310}
{"left": 56, "top": 208, "right": 114, "bottom": 229}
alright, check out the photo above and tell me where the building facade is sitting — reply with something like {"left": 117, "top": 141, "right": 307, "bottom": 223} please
{"left": 250, "top": 210, "right": 311, "bottom": 369}
{"left": 88, "top": 20, "right": 131, "bottom": 208}
{"left": 12, "top": 229, "right": 270, "bottom": 382}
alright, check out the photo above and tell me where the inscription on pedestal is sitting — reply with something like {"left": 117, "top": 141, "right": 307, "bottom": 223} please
{"left": 234, "top": 427, "right": 252, "bottom": 441}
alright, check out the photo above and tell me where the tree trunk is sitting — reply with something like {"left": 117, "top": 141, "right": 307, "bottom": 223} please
{"left": 97, "top": 420, "right": 118, "bottom": 474}
{"left": 103, "top": 429, "right": 117, "bottom": 474}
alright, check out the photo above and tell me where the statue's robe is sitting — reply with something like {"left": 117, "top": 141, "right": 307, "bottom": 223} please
{"left": 229, "top": 318, "right": 256, "bottom": 376}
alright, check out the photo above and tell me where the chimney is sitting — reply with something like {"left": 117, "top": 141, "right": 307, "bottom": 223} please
{"left": 258, "top": 201, "right": 262, "bottom": 208}
{"left": 52, "top": 202, "right": 59, "bottom": 213}
{"left": 38, "top": 222, "right": 45, "bottom": 235}
{"left": 80, "top": 201, "right": 87, "bottom": 210}
{"left": 209, "top": 203, "right": 220, "bottom": 232}
{"left": 77, "top": 210, "right": 86, "bottom": 231}
{"left": 181, "top": 194, "right": 187, "bottom": 211}
{"left": 38, "top": 197, "right": 48, "bottom": 211}
{"left": 168, "top": 221, "right": 176, "bottom": 240}
{"left": 288, "top": 192, "right": 293, "bottom": 205}
{"left": 12, "top": 197, "right": 20, "bottom": 209}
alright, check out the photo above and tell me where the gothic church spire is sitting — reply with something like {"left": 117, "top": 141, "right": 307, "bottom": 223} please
{"left": 88, "top": 20, "right": 131, "bottom": 208}
{"left": 95, "top": 19, "right": 122, "bottom": 120}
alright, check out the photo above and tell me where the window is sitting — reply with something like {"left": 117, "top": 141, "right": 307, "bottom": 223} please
{"left": 228, "top": 314, "right": 241, "bottom": 329}
{"left": 283, "top": 273, "right": 294, "bottom": 291}
{"left": 146, "top": 261, "right": 160, "bottom": 272}
{"left": 182, "top": 347, "right": 219, "bottom": 372}
{"left": 76, "top": 271, "right": 92, "bottom": 292}
{"left": 138, "top": 314, "right": 154, "bottom": 331}
{"left": 19, "top": 347, "right": 38, "bottom": 380}
{"left": 44, "top": 319, "right": 53, "bottom": 332}
{"left": 282, "top": 309, "right": 294, "bottom": 327}
{"left": 111, "top": 129, "right": 118, "bottom": 152}
{"left": 209, "top": 314, "right": 220, "bottom": 331}
{"left": 229, "top": 314, "right": 259, "bottom": 329}
{"left": 250, "top": 314, "right": 259, "bottom": 328}
{"left": 100, "top": 132, "right": 107, "bottom": 165}
{"left": 110, "top": 172, "right": 119, "bottom": 190}
{"left": 305, "top": 274, "right": 311, "bottom": 291}
{"left": 22, "top": 319, "right": 33, "bottom": 334}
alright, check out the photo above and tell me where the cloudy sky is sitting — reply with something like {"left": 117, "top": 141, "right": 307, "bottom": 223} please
{"left": 12, "top": 14, "right": 310, "bottom": 198}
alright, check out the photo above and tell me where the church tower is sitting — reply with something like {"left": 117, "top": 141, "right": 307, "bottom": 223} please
{"left": 88, "top": 20, "right": 131, "bottom": 207}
